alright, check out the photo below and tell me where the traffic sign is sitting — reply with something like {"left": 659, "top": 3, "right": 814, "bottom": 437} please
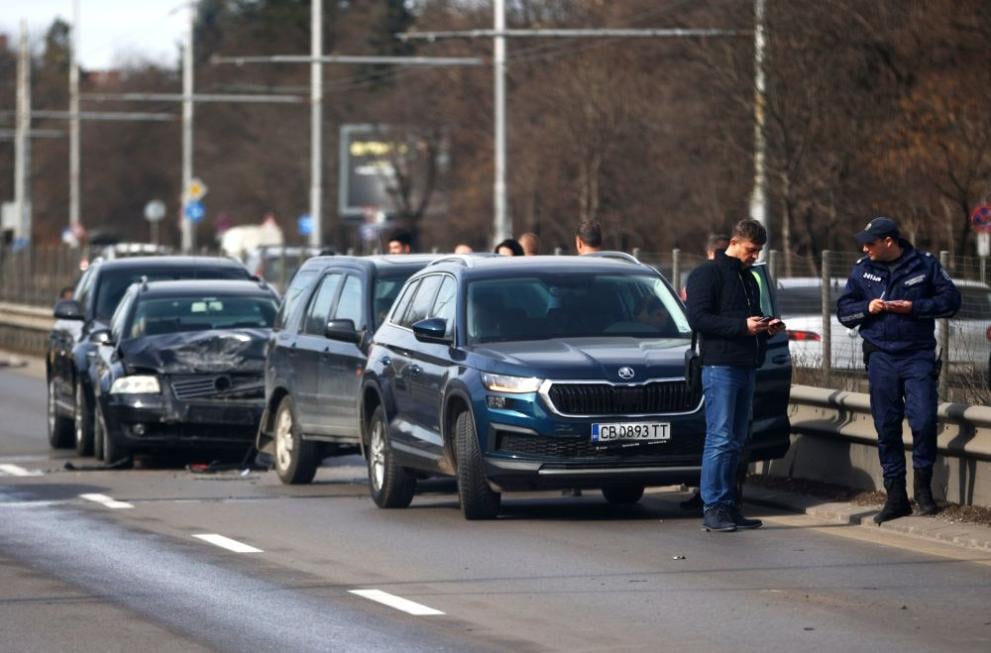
{"left": 144, "top": 199, "right": 166, "bottom": 222}
{"left": 297, "top": 213, "right": 313, "bottom": 237}
{"left": 970, "top": 204, "right": 991, "bottom": 232}
{"left": 184, "top": 200, "right": 205, "bottom": 223}
{"left": 186, "top": 178, "right": 208, "bottom": 201}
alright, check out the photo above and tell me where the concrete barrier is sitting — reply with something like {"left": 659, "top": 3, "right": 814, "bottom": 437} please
{"left": 0, "top": 302, "right": 53, "bottom": 355}
{"left": 758, "top": 385, "right": 991, "bottom": 507}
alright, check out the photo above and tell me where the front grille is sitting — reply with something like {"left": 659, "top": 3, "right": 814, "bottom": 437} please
{"left": 496, "top": 432, "right": 703, "bottom": 461}
{"left": 546, "top": 381, "right": 699, "bottom": 415}
{"left": 170, "top": 374, "right": 264, "bottom": 400}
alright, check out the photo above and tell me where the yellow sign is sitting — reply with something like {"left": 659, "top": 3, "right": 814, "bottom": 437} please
{"left": 187, "top": 178, "right": 208, "bottom": 201}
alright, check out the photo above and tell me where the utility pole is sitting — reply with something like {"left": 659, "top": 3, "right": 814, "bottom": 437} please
{"left": 309, "top": 0, "right": 323, "bottom": 248}
{"left": 69, "top": 0, "right": 81, "bottom": 236}
{"left": 493, "top": 0, "right": 508, "bottom": 243}
{"left": 181, "top": 3, "right": 195, "bottom": 253}
{"left": 397, "top": 24, "right": 751, "bottom": 250}
{"left": 14, "top": 21, "right": 32, "bottom": 245}
{"left": 212, "top": 54, "right": 483, "bottom": 248}
{"left": 749, "top": 0, "right": 769, "bottom": 248}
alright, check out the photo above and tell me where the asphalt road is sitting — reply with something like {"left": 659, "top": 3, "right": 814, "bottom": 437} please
{"left": 1, "top": 364, "right": 990, "bottom": 652}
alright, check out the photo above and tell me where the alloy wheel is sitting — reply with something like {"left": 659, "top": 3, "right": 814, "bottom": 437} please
{"left": 275, "top": 407, "right": 294, "bottom": 472}
{"left": 369, "top": 419, "right": 386, "bottom": 491}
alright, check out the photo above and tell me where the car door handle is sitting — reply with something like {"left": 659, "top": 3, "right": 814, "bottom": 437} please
{"left": 772, "top": 354, "right": 790, "bottom": 364}
{"left": 410, "top": 364, "right": 422, "bottom": 375}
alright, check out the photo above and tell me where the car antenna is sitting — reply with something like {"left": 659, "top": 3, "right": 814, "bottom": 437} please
{"left": 140, "top": 275, "right": 149, "bottom": 291}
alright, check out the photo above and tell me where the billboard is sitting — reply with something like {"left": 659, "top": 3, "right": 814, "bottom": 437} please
{"left": 338, "top": 124, "right": 448, "bottom": 220}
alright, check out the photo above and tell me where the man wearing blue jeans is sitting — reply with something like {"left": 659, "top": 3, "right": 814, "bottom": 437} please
{"left": 686, "top": 219, "right": 784, "bottom": 532}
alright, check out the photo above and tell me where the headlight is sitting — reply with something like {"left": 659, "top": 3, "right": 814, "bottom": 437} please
{"left": 481, "top": 373, "right": 542, "bottom": 393}
{"left": 110, "top": 375, "right": 161, "bottom": 394}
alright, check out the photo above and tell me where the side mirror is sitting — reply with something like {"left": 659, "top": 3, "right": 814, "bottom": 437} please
{"left": 412, "top": 317, "right": 450, "bottom": 343}
{"left": 53, "top": 299, "right": 84, "bottom": 321}
{"left": 89, "top": 328, "right": 113, "bottom": 345}
{"left": 325, "top": 319, "right": 361, "bottom": 344}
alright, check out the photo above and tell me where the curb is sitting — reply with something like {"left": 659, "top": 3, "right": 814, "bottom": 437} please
{"left": 744, "top": 483, "right": 991, "bottom": 554}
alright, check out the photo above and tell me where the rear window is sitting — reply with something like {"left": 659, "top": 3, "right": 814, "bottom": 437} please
{"left": 94, "top": 266, "right": 249, "bottom": 321}
{"left": 128, "top": 295, "right": 278, "bottom": 338}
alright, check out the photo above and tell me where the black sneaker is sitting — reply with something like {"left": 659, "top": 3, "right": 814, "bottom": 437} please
{"left": 728, "top": 506, "right": 763, "bottom": 530}
{"left": 702, "top": 506, "right": 737, "bottom": 532}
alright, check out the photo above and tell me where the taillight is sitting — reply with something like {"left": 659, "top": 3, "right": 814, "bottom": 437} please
{"left": 788, "top": 330, "right": 821, "bottom": 342}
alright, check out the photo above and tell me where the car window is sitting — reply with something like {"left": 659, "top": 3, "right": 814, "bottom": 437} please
{"left": 401, "top": 275, "right": 443, "bottom": 328}
{"left": 467, "top": 273, "right": 690, "bottom": 344}
{"left": 303, "top": 273, "right": 342, "bottom": 335}
{"left": 374, "top": 272, "right": 416, "bottom": 329}
{"left": 74, "top": 267, "right": 95, "bottom": 310}
{"left": 389, "top": 280, "right": 419, "bottom": 325}
{"left": 431, "top": 276, "right": 457, "bottom": 338}
{"left": 752, "top": 267, "right": 775, "bottom": 317}
{"left": 333, "top": 275, "right": 364, "bottom": 328}
{"left": 110, "top": 288, "right": 136, "bottom": 342}
{"left": 128, "top": 295, "right": 278, "bottom": 338}
{"left": 93, "top": 266, "right": 250, "bottom": 321}
{"left": 275, "top": 268, "right": 318, "bottom": 331}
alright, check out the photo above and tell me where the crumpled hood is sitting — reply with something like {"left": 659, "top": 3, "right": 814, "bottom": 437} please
{"left": 119, "top": 328, "right": 270, "bottom": 374}
{"left": 466, "top": 337, "right": 687, "bottom": 381}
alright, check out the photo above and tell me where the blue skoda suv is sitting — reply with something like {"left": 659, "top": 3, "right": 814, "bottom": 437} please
{"left": 360, "top": 254, "right": 791, "bottom": 519}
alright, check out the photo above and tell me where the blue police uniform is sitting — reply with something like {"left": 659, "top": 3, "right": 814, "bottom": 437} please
{"left": 837, "top": 242, "right": 961, "bottom": 480}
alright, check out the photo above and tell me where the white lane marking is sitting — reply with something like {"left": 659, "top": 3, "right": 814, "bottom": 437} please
{"left": 79, "top": 493, "right": 133, "bottom": 509}
{"left": 0, "top": 464, "right": 43, "bottom": 477}
{"left": 193, "top": 533, "right": 263, "bottom": 554}
{"left": 348, "top": 589, "right": 445, "bottom": 616}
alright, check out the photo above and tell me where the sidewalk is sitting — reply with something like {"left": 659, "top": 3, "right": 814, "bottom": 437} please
{"left": 745, "top": 482, "right": 991, "bottom": 553}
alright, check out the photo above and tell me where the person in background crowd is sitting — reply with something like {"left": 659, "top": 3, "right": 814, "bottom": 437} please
{"left": 494, "top": 239, "right": 525, "bottom": 256}
{"left": 518, "top": 232, "right": 541, "bottom": 256}
{"left": 58, "top": 286, "right": 74, "bottom": 301}
{"left": 387, "top": 229, "right": 413, "bottom": 255}
{"left": 575, "top": 221, "right": 603, "bottom": 255}
{"left": 680, "top": 233, "right": 730, "bottom": 301}
{"left": 686, "top": 219, "right": 784, "bottom": 532}
{"left": 454, "top": 244, "right": 473, "bottom": 254}
{"left": 837, "top": 217, "right": 961, "bottom": 523}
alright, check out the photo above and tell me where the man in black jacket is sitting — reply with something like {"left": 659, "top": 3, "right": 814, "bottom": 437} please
{"left": 686, "top": 219, "right": 784, "bottom": 532}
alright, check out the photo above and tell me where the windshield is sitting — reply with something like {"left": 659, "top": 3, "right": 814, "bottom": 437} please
{"left": 94, "top": 267, "right": 249, "bottom": 321}
{"left": 127, "top": 295, "right": 278, "bottom": 338}
{"left": 467, "top": 273, "right": 690, "bottom": 344}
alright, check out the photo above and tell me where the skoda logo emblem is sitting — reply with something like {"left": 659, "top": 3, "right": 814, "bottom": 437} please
{"left": 618, "top": 367, "right": 635, "bottom": 380}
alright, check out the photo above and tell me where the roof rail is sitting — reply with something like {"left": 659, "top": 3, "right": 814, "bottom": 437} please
{"left": 429, "top": 254, "right": 477, "bottom": 268}
{"left": 139, "top": 275, "right": 149, "bottom": 291}
{"left": 585, "top": 251, "right": 641, "bottom": 265}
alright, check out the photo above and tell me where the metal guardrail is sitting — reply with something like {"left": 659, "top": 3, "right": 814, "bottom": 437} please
{"left": 764, "top": 384, "right": 991, "bottom": 507}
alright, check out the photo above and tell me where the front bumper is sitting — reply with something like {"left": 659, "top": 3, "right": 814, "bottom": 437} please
{"left": 103, "top": 392, "right": 263, "bottom": 449}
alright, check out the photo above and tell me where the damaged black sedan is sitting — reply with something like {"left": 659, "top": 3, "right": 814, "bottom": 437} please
{"left": 90, "top": 279, "right": 280, "bottom": 463}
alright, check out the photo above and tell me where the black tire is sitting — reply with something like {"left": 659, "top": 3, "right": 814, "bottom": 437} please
{"left": 273, "top": 396, "right": 319, "bottom": 485}
{"left": 47, "top": 379, "right": 73, "bottom": 449}
{"left": 74, "top": 383, "right": 94, "bottom": 456}
{"left": 601, "top": 485, "right": 645, "bottom": 505}
{"left": 455, "top": 411, "right": 500, "bottom": 520}
{"left": 99, "top": 407, "right": 131, "bottom": 466}
{"left": 366, "top": 406, "right": 416, "bottom": 508}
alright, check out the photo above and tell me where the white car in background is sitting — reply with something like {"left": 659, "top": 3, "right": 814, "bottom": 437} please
{"left": 775, "top": 277, "right": 991, "bottom": 372}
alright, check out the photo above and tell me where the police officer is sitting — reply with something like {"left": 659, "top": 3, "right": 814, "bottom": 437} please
{"left": 837, "top": 217, "right": 961, "bottom": 524}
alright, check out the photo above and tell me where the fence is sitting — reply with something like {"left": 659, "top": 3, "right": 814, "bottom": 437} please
{"left": 2, "top": 243, "right": 990, "bottom": 403}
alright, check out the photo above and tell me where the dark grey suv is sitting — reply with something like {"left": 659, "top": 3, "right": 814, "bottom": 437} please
{"left": 257, "top": 255, "right": 437, "bottom": 484}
